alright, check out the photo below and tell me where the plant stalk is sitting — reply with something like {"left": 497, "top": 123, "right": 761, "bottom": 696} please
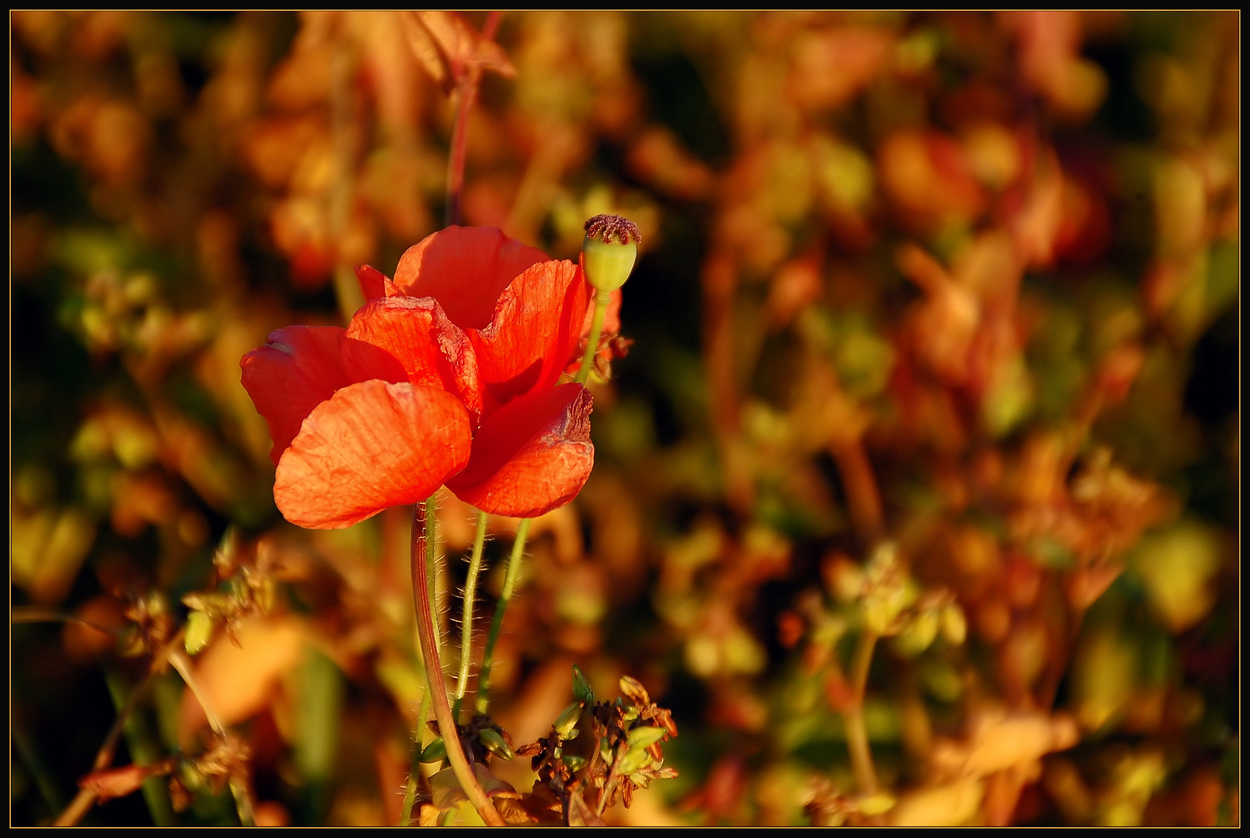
{"left": 845, "top": 629, "right": 880, "bottom": 795}
{"left": 573, "top": 290, "right": 612, "bottom": 386}
{"left": 412, "top": 500, "right": 504, "bottom": 825}
{"left": 476, "top": 518, "right": 530, "bottom": 715}
{"left": 455, "top": 510, "right": 489, "bottom": 713}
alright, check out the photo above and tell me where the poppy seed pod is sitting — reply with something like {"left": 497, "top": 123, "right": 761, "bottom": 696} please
{"left": 582, "top": 214, "right": 640, "bottom": 294}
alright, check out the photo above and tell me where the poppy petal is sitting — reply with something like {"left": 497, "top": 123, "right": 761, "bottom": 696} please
{"left": 469, "top": 259, "right": 590, "bottom": 409}
{"left": 355, "top": 264, "right": 398, "bottom": 301}
{"left": 346, "top": 296, "right": 484, "bottom": 422}
{"left": 446, "top": 383, "right": 593, "bottom": 518}
{"left": 393, "top": 226, "right": 548, "bottom": 331}
{"left": 241, "top": 326, "right": 409, "bottom": 466}
{"left": 274, "top": 380, "right": 472, "bottom": 529}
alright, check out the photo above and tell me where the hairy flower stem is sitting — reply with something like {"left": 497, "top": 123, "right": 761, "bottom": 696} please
{"left": 845, "top": 629, "right": 881, "bottom": 795}
{"left": 399, "top": 688, "right": 433, "bottom": 826}
{"left": 573, "top": 290, "right": 612, "bottom": 386}
{"left": 476, "top": 518, "right": 530, "bottom": 716}
{"left": 454, "top": 510, "right": 490, "bottom": 715}
{"left": 412, "top": 500, "right": 505, "bottom": 825}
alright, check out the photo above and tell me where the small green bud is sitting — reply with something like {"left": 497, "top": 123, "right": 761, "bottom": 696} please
{"left": 618, "top": 675, "right": 650, "bottom": 706}
{"left": 862, "top": 597, "right": 892, "bottom": 636}
{"left": 184, "top": 610, "right": 215, "bottom": 656}
{"left": 617, "top": 745, "right": 653, "bottom": 775}
{"left": 858, "top": 792, "right": 897, "bottom": 816}
{"left": 940, "top": 603, "right": 968, "bottom": 646}
{"left": 554, "top": 701, "right": 582, "bottom": 739}
{"left": 582, "top": 214, "right": 641, "bottom": 294}
{"left": 572, "top": 664, "right": 594, "bottom": 704}
{"left": 478, "top": 728, "right": 514, "bottom": 760}
{"left": 893, "top": 609, "right": 939, "bottom": 657}
{"left": 562, "top": 755, "right": 588, "bottom": 774}
{"left": 626, "top": 725, "right": 667, "bottom": 751}
{"left": 419, "top": 738, "right": 448, "bottom": 763}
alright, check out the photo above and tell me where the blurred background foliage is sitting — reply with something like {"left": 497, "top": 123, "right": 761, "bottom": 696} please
{"left": 10, "top": 10, "right": 1239, "bottom": 826}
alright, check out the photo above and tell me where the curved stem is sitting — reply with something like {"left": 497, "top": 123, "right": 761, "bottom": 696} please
{"left": 399, "top": 687, "right": 433, "bottom": 826}
{"left": 844, "top": 630, "right": 880, "bottom": 795}
{"left": 412, "top": 501, "right": 504, "bottom": 825}
{"left": 573, "top": 290, "right": 611, "bottom": 386}
{"left": 476, "top": 518, "right": 530, "bottom": 716}
{"left": 455, "top": 510, "right": 489, "bottom": 712}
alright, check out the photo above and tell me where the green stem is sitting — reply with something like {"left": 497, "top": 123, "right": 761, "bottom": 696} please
{"left": 454, "top": 510, "right": 489, "bottom": 715}
{"left": 845, "top": 630, "right": 880, "bottom": 795}
{"left": 102, "top": 667, "right": 176, "bottom": 825}
{"left": 476, "top": 519, "right": 530, "bottom": 716}
{"left": 399, "top": 687, "right": 433, "bottom": 826}
{"left": 573, "top": 291, "right": 612, "bottom": 386}
{"left": 412, "top": 500, "right": 504, "bottom": 826}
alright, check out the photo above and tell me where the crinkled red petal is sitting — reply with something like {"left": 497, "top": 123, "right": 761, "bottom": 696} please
{"left": 274, "top": 380, "right": 472, "bottom": 529}
{"left": 446, "top": 384, "right": 594, "bottom": 518}
{"left": 393, "top": 226, "right": 548, "bottom": 331}
{"left": 469, "top": 259, "right": 590, "bottom": 411}
{"left": 356, "top": 264, "right": 390, "bottom": 301}
{"left": 346, "top": 296, "right": 484, "bottom": 423}
{"left": 240, "top": 326, "right": 409, "bottom": 467}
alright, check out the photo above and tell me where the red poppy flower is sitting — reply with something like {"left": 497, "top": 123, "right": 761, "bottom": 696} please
{"left": 241, "top": 226, "right": 600, "bottom": 529}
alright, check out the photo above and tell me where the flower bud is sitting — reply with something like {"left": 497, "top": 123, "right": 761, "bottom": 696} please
{"left": 893, "top": 609, "right": 939, "bottom": 656}
{"left": 419, "top": 738, "right": 448, "bottom": 763}
{"left": 940, "top": 603, "right": 968, "bottom": 646}
{"left": 582, "top": 214, "right": 641, "bottom": 294}
{"left": 572, "top": 664, "right": 595, "bottom": 704}
{"left": 554, "top": 701, "right": 582, "bottom": 739}
{"left": 184, "top": 610, "right": 215, "bottom": 656}
{"left": 627, "top": 725, "right": 668, "bottom": 751}
{"left": 478, "top": 728, "right": 514, "bottom": 760}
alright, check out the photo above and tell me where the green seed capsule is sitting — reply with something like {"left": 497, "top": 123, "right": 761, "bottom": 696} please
{"left": 582, "top": 214, "right": 641, "bottom": 294}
